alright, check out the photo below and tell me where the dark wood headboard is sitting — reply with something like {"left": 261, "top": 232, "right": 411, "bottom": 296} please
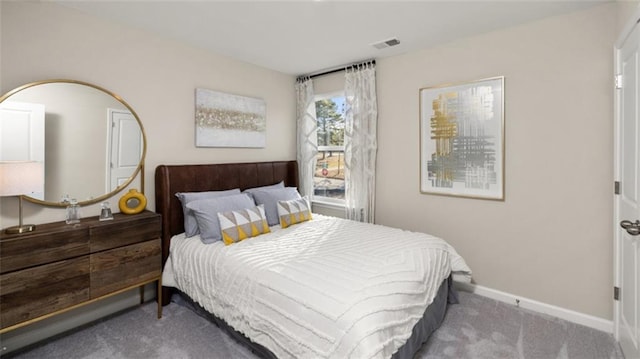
{"left": 155, "top": 160, "right": 299, "bottom": 261}
{"left": 154, "top": 160, "right": 298, "bottom": 303}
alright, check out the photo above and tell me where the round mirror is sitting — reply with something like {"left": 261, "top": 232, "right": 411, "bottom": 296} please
{"left": 0, "top": 79, "right": 146, "bottom": 207}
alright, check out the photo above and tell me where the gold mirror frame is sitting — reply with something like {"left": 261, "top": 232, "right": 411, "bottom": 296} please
{"left": 0, "top": 79, "right": 146, "bottom": 207}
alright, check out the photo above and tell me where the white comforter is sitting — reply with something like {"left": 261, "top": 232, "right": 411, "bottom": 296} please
{"left": 163, "top": 214, "right": 471, "bottom": 359}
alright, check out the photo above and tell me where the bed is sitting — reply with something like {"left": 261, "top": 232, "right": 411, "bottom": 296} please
{"left": 155, "top": 160, "right": 471, "bottom": 359}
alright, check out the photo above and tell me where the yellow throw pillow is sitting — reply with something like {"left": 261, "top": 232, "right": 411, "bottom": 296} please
{"left": 277, "top": 197, "right": 312, "bottom": 228}
{"left": 217, "top": 205, "right": 270, "bottom": 245}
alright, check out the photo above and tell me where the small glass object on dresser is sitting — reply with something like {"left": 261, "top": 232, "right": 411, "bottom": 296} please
{"left": 99, "top": 201, "right": 113, "bottom": 221}
{"left": 65, "top": 198, "right": 81, "bottom": 224}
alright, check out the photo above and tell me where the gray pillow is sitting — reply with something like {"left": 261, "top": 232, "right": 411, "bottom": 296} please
{"left": 242, "top": 181, "right": 284, "bottom": 201}
{"left": 186, "top": 193, "right": 255, "bottom": 244}
{"left": 175, "top": 189, "right": 241, "bottom": 237}
{"left": 251, "top": 187, "right": 301, "bottom": 226}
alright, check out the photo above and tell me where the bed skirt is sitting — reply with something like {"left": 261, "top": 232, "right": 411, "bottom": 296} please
{"left": 173, "top": 275, "right": 458, "bottom": 359}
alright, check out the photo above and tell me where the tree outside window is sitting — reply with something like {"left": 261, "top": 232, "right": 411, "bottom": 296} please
{"left": 314, "top": 94, "right": 345, "bottom": 201}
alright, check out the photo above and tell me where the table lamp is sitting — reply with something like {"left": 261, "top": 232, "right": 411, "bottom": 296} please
{"left": 0, "top": 161, "right": 44, "bottom": 234}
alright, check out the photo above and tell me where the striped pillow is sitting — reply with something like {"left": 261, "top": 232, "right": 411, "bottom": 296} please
{"left": 217, "top": 205, "right": 270, "bottom": 245}
{"left": 277, "top": 197, "right": 312, "bottom": 228}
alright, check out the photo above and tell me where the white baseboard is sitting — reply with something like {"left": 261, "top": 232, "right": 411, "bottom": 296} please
{"left": 454, "top": 282, "right": 613, "bottom": 334}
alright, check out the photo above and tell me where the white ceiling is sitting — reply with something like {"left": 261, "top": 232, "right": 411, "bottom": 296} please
{"left": 57, "top": 0, "right": 608, "bottom": 76}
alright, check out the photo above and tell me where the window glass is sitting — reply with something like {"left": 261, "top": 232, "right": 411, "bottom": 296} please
{"left": 314, "top": 93, "right": 345, "bottom": 202}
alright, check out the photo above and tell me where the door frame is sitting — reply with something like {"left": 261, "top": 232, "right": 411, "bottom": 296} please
{"left": 614, "top": 4, "right": 640, "bottom": 345}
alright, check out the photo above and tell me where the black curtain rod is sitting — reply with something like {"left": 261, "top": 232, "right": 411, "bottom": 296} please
{"left": 299, "top": 59, "right": 376, "bottom": 81}
{"left": 309, "top": 67, "right": 345, "bottom": 79}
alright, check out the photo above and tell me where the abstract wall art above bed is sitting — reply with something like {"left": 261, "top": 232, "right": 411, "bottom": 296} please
{"left": 419, "top": 76, "right": 505, "bottom": 200}
{"left": 195, "top": 88, "right": 266, "bottom": 148}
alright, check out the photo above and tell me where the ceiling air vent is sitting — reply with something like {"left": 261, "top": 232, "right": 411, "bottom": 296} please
{"left": 372, "top": 38, "right": 400, "bottom": 50}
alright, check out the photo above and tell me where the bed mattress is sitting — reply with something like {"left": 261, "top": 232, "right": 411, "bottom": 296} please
{"left": 163, "top": 214, "right": 471, "bottom": 359}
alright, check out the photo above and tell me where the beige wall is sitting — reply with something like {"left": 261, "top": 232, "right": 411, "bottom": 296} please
{"left": 0, "top": 1, "right": 296, "bottom": 226}
{"left": 618, "top": 0, "right": 640, "bottom": 36}
{"left": 376, "top": 3, "right": 619, "bottom": 319}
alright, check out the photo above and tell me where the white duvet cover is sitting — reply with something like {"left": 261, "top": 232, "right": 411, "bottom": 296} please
{"left": 163, "top": 214, "right": 471, "bottom": 359}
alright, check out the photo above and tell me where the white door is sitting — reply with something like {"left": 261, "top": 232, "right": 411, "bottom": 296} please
{"left": 107, "top": 109, "right": 142, "bottom": 192}
{"left": 0, "top": 101, "right": 46, "bottom": 200}
{"left": 615, "top": 13, "right": 640, "bottom": 359}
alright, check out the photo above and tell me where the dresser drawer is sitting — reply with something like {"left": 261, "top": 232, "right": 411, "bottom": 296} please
{"left": 0, "top": 226, "right": 89, "bottom": 274}
{"left": 90, "top": 238, "right": 161, "bottom": 298}
{"left": 0, "top": 211, "right": 162, "bottom": 334}
{"left": 90, "top": 212, "right": 161, "bottom": 252}
{"left": 0, "top": 256, "right": 90, "bottom": 329}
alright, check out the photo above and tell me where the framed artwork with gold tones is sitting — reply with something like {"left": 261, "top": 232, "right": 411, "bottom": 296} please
{"left": 195, "top": 88, "right": 266, "bottom": 148}
{"left": 419, "top": 76, "right": 504, "bottom": 200}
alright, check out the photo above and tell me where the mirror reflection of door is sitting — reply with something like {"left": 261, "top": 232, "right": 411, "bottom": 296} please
{"left": 107, "top": 109, "right": 142, "bottom": 192}
{"left": 0, "top": 101, "right": 45, "bottom": 200}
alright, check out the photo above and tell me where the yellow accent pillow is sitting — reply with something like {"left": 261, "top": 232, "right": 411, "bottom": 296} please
{"left": 277, "top": 197, "right": 312, "bottom": 228}
{"left": 217, "top": 205, "right": 270, "bottom": 245}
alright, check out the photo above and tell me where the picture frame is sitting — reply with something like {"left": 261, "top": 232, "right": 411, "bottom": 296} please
{"left": 195, "top": 88, "right": 266, "bottom": 148}
{"left": 419, "top": 76, "right": 504, "bottom": 200}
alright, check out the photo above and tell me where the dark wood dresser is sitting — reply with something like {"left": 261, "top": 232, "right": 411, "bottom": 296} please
{"left": 0, "top": 210, "right": 162, "bottom": 333}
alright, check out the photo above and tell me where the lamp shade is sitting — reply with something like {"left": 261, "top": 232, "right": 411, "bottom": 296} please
{"left": 0, "top": 161, "right": 44, "bottom": 197}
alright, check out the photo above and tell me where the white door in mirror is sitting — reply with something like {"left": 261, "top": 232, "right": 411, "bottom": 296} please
{"left": 108, "top": 109, "right": 142, "bottom": 192}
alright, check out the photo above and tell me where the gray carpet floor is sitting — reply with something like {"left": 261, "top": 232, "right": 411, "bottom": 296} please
{"left": 5, "top": 291, "right": 623, "bottom": 359}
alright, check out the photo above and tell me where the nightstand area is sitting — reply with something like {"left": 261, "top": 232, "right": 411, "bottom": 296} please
{"left": 0, "top": 210, "right": 162, "bottom": 334}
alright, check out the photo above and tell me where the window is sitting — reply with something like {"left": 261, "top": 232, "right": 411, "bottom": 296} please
{"left": 314, "top": 93, "right": 345, "bottom": 203}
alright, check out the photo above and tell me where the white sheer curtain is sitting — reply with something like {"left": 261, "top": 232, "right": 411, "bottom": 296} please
{"left": 344, "top": 62, "right": 378, "bottom": 223}
{"left": 295, "top": 77, "right": 317, "bottom": 199}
